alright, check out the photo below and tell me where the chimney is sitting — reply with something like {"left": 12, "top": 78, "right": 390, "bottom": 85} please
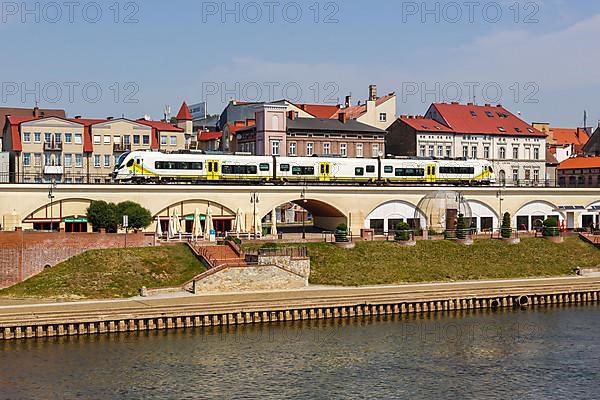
{"left": 369, "top": 84, "right": 377, "bottom": 101}
{"left": 74, "top": 115, "right": 82, "bottom": 119}
{"left": 451, "top": 101, "right": 459, "bottom": 105}
{"left": 106, "top": 116, "right": 113, "bottom": 121}
{"left": 345, "top": 95, "right": 352, "bottom": 108}
{"left": 467, "top": 102, "right": 473, "bottom": 106}
{"left": 339, "top": 112, "right": 348, "bottom": 123}
{"left": 485, "top": 104, "right": 491, "bottom": 107}
{"left": 33, "top": 106, "right": 40, "bottom": 118}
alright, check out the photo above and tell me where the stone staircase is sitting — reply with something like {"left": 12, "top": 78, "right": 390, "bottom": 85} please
{"left": 189, "top": 242, "right": 246, "bottom": 269}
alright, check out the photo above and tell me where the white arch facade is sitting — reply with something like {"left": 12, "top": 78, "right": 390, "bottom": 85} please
{"left": 365, "top": 201, "right": 426, "bottom": 233}
{"left": 581, "top": 200, "right": 600, "bottom": 229}
{"left": 467, "top": 200, "right": 499, "bottom": 232}
{"left": 514, "top": 201, "right": 564, "bottom": 231}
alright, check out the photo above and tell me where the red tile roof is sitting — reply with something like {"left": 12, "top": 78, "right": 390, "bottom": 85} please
{"left": 335, "top": 94, "right": 395, "bottom": 119}
{"left": 549, "top": 128, "right": 589, "bottom": 147}
{"left": 136, "top": 119, "right": 183, "bottom": 132}
{"left": 399, "top": 116, "right": 454, "bottom": 133}
{"left": 296, "top": 103, "right": 340, "bottom": 119}
{"left": 0, "top": 107, "right": 65, "bottom": 138}
{"left": 176, "top": 102, "right": 193, "bottom": 121}
{"left": 428, "top": 103, "right": 546, "bottom": 137}
{"left": 558, "top": 156, "right": 600, "bottom": 170}
{"left": 198, "top": 131, "right": 222, "bottom": 142}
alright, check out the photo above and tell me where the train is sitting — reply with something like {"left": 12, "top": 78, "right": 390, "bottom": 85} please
{"left": 112, "top": 151, "right": 496, "bottom": 185}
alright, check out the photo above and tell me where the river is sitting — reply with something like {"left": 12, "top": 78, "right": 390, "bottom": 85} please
{"left": 1, "top": 305, "right": 599, "bottom": 399}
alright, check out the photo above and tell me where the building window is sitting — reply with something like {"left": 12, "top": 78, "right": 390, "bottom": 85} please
{"left": 170, "top": 136, "right": 177, "bottom": 146}
{"left": 133, "top": 135, "right": 140, "bottom": 145}
{"left": 419, "top": 145, "right": 426, "bottom": 157}
{"left": 34, "top": 132, "right": 41, "bottom": 143}
{"left": 340, "top": 143, "right": 347, "bottom": 157}
{"left": 323, "top": 143, "right": 331, "bottom": 155}
{"left": 499, "top": 147, "right": 506, "bottom": 159}
{"left": 94, "top": 135, "right": 101, "bottom": 144}
{"left": 471, "top": 146, "right": 477, "bottom": 159}
{"left": 379, "top": 113, "right": 387, "bottom": 122}
{"left": 143, "top": 135, "right": 150, "bottom": 145}
{"left": 463, "top": 145, "right": 469, "bottom": 158}
{"left": 65, "top": 133, "right": 72, "bottom": 144}
{"left": 272, "top": 140, "right": 280, "bottom": 156}
{"left": 34, "top": 153, "right": 41, "bottom": 166}
{"left": 437, "top": 145, "right": 443, "bottom": 157}
{"left": 23, "top": 153, "right": 31, "bottom": 166}
{"left": 75, "top": 154, "right": 83, "bottom": 168}
{"left": 74, "top": 134, "right": 82, "bottom": 145}
{"left": 45, "top": 133, "right": 52, "bottom": 143}
{"left": 533, "top": 169, "right": 539, "bottom": 182}
{"left": 307, "top": 142, "right": 314, "bottom": 156}
{"left": 513, "top": 168, "right": 519, "bottom": 182}
{"left": 123, "top": 135, "right": 131, "bottom": 145}
{"left": 525, "top": 147, "right": 531, "bottom": 160}
{"left": 483, "top": 146, "right": 490, "bottom": 159}
{"left": 94, "top": 155, "right": 101, "bottom": 167}
{"left": 356, "top": 143, "right": 363, "bottom": 158}
{"left": 524, "top": 169, "right": 531, "bottom": 181}
{"left": 534, "top": 147, "right": 540, "bottom": 160}
{"left": 23, "top": 132, "right": 31, "bottom": 142}
{"left": 64, "top": 154, "right": 72, "bottom": 167}
{"left": 44, "top": 153, "right": 52, "bottom": 166}
{"left": 161, "top": 136, "right": 167, "bottom": 146}
{"left": 103, "top": 136, "right": 111, "bottom": 144}
{"left": 445, "top": 146, "right": 451, "bottom": 158}
{"left": 372, "top": 144, "right": 380, "bottom": 157}
{"left": 55, "top": 133, "right": 62, "bottom": 143}
{"left": 104, "top": 155, "right": 110, "bottom": 167}
{"left": 428, "top": 145, "right": 434, "bottom": 157}
{"left": 289, "top": 142, "right": 296, "bottom": 156}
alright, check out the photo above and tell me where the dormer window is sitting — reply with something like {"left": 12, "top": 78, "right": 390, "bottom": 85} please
{"left": 486, "top": 111, "right": 494, "bottom": 118}
{"left": 498, "top": 127, "right": 506, "bottom": 133}
{"left": 527, "top": 128, "right": 535, "bottom": 133}
{"left": 515, "top": 128, "right": 522, "bottom": 133}
{"left": 470, "top": 111, "right": 477, "bottom": 117}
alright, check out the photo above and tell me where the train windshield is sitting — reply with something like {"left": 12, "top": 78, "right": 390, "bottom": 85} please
{"left": 115, "top": 152, "right": 130, "bottom": 170}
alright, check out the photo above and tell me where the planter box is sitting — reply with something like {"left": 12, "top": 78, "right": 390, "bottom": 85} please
{"left": 545, "top": 236, "right": 564, "bottom": 244}
{"left": 334, "top": 241, "right": 355, "bottom": 249}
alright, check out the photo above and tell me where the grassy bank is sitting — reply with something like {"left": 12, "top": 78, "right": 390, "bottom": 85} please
{"left": 247, "top": 238, "right": 599, "bottom": 286}
{"left": 0, "top": 244, "right": 205, "bottom": 300}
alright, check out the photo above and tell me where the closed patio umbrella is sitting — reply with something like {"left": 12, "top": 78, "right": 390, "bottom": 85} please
{"left": 270, "top": 208, "right": 278, "bottom": 237}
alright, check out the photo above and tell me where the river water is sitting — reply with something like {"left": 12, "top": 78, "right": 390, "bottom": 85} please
{"left": 1, "top": 305, "right": 599, "bottom": 399}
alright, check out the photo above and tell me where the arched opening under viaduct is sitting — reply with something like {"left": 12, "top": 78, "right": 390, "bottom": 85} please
{"left": 154, "top": 200, "right": 236, "bottom": 237}
{"left": 264, "top": 199, "right": 347, "bottom": 237}
{"left": 23, "top": 198, "right": 93, "bottom": 232}
{"left": 364, "top": 200, "right": 426, "bottom": 234}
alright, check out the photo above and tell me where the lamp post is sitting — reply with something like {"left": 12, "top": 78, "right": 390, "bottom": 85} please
{"left": 300, "top": 185, "right": 308, "bottom": 240}
{"left": 250, "top": 192, "right": 259, "bottom": 239}
{"left": 496, "top": 187, "right": 504, "bottom": 230}
{"left": 48, "top": 179, "right": 57, "bottom": 231}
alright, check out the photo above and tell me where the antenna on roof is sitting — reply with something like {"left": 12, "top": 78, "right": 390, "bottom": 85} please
{"left": 583, "top": 110, "right": 587, "bottom": 129}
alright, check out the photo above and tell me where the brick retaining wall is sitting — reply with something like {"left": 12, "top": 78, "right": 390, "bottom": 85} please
{"left": 0, "top": 231, "right": 154, "bottom": 289}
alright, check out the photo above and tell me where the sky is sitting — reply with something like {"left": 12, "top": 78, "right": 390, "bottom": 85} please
{"left": 1, "top": 0, "right": 599, "bottom": 127}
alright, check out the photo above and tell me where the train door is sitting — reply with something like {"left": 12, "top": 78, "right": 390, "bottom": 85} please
{"left": 426, "top": 164, "right": 437, "bottom": 183}
{"left": 319, "top": 162, "right": 331, "bottom": 182}
{"left": 207, "top": 160, "right": 220, "bottom": 181}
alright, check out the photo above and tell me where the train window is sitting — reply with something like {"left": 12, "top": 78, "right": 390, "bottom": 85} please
{"left": 222, "top": 165, "right": 258, "bottom": 175}
{"left": 280, "top": 164, "right": 290, "bottom": 172}
{"left": 355, "top": 167, "right": 365, "bottom": 176}
{"left": 366, "top": 165, "right": 376, "bottom": 173}
{"left": 292, "top": 166, "right": 315, "bottom": 176}
{"left": 384, "top": 166, "right": 393, "bottom": 173}
{"left": 439, "top": 167, "right": 475, "bottom": 174}
{"left": 259, "top": 163, "right": 270, "bottom": 171}
{"left": 488, "top": 166, "right": 494, "bottom": 173}
{"left": 126, "top": 159, "right": 134, "bottom": 168}
{"left": 395, "top": 168, "right": 425, "bottom": 177}
{"left": 320, "top": 165, "right": 325, "bottom": 174}
{"left": 155, "top": 161, "right": 203, "bottom": 170}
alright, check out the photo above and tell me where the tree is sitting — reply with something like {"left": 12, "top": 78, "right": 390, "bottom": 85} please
{"left": 86, "top": 201, "right": 119, "bottom": 233}
{"left": 543, "top": 217, "right": 559, "bottom": 237}
{"left": 116, "top": 201, "right": 152, "bottom": 230}
{"left": 501, "top": 212, "right": 512, "bottom": 239}
{"left": 395, "top": 222, "right": 411, "bottom": 241}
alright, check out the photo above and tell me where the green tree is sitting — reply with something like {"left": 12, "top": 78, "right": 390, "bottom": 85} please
{"left": 501, "top": 212, "right": 512, "bottom": 239}
{"left": 116, "top": 201, "right": 152, "bottom": 230}
{"left": 395, "top": 222, "right": 411, "bottom": 241}
{"left": 86, "top": 201, "right": 119, "bottom": 233}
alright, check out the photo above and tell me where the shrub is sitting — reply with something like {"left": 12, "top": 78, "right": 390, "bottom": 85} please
{"left": 261, "top": 242, "right": 279, "bottom": 249}
{"left": 456, "top": 214, "right": 467, "bottom": 240}
{"left": 395, "top": 222, "right": 411, "bottom": 241}
{"left": 543, "top": 218, "right": 559, "bottom": 237}
{"left": 225, "top": 236, "right": 242, "bottom": 245}
{"left": 335, "top": 223, "right": 349, "bottom": 243}
{"left": 501, "top": 212, "right": 512, "bottom": 239}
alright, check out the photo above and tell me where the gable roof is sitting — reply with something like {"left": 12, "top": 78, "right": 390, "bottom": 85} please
{"left": 335, "top": 94, "right": 395, "bottom": 120}
{"left": 0, "top": 107, "right": 66, "bottom": 139}
{"left": 558, "top": 156, "right": 600, "bottom": 170}
{"left": 176, "top": 102, "right": 193, "bottom": 121}
{"left": 398, "top": 116, "right": 454, "bottom": 133}
{"left": 428, "top": 103, "right": 546, "bottom": 137}
{"left": 549, "top": 127, "right": 589, "bottom": 147}
{"left": 293, "top": 103, "right": 340, "bottom": 119}
{"left": 198, "top": 131, "right": 222, "bottom": 142}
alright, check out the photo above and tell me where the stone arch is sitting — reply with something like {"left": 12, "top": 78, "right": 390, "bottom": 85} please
{"left": 154, "top": 199, "right": 236, "bottom": 236}
{"left": 22, "top": 198, "right": 94, "bottom": 231}
{"left": 364, "top": 200, "right": 426, "bottom": 233}
{"left": 581, "top": 200, "right": 600, "bottom": 229}
{"left": 261, "top": 197, "right": 348, "bottom": 232}
{"left": 514, "top": 200, "right": 564, "bottom": 231}
{"left": 466, "top": 199, "right": 499, "bottom": 232}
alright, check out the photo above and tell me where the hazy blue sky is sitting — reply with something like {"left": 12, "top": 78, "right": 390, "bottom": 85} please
{"left": 2, "top": 0, "right": 599, "bottom": 127}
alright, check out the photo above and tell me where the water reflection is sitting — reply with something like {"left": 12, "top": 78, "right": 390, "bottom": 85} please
{"left": 1, "top": 305, "right": 599, "bottom": 399}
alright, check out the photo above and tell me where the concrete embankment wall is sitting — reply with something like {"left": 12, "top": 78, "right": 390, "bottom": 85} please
{"left": 191, "top": 265, "right": 307, "bottom": 293}
{"left": 1, "top": 282, "right": 599, "bottom": 340}
{"left": 0, "top": 231, "right": 154, "bottom": 288}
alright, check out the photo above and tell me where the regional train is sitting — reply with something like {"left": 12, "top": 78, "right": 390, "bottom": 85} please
{"left": 112, "top": 151, "right": 496, "bottom": 185}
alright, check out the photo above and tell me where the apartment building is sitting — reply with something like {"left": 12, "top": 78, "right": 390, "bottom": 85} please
{"left": 386, "top": 102, "right": 547, "bottom": 185}
{"left": 2, "top": 103, "right": 191, "bottom": 183}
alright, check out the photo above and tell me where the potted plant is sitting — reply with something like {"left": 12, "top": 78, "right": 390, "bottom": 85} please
{"left": 501, "top": 212, "right": 512, "bottom": 239}
{"left": 394, "top": 222, "right": 411, "bottom": 242}
{"left": 335, "top": 223, "right": 349, "bottom": 243}
{"left": 456, "top": 214, "right": 467, "bottom": 240}
{"left": 542, "top": 218, "right": 563, "bottom": 242}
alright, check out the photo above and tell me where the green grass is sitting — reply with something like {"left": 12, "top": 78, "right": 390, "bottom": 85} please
{"left": 0, "top": 244, "right": 205, "bottom": 300}
{"left": 246, "top": 238, "right": 600, "bottom": 286}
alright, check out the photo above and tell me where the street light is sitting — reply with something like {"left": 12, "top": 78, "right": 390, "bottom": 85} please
{"left": 300, "top": 185, "right": 308, "bottom": 240}
{"left": 496, "top": 188, "right": 504, "bottom": 230}
{"left": 48, "top": 179, "right": 57, "bottom": 231}
{"left": 250, "top": 192, "right": 259, "bottom": 239}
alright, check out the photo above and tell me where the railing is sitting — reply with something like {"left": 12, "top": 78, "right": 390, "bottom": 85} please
{"left": 245, "top": 247, "right": 308, "bottom": 259}
{"left": 43, "top": 141, "right": 63, "bottom": 151}
{"left": 113, "top": 143, "right": 132, "bottom": 152}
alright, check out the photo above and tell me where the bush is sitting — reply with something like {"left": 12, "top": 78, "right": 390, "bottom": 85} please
{"left": 225, "top": 236, "right": 242, "bottom": 245}
{"left": 501, "top": 212, "right": 512, "bottom": 239}
{"left": 543, "top": 218, "right": 559, "bottom": 237}
{"left": 261, "top": 242, "right": 279, "bottom": 249}
{"left": 87, "top": 201, "right": 119, "bottom": 233}
{"left": 395, "top": 222, "right": 411, "bottom": 241}
{"left": 456, "top": 214, "right": 467, "bottom": 240}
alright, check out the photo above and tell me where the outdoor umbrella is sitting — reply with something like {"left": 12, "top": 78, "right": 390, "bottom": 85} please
{"left": 270, "top": 208, "right": 278, "bottom": 236}
{"left": 204, "top": 207, "right": 214, "bottom": 239}
{"left": 155, "top": 217, "right": 163, "bottom": 238}
{"left": 192, "top": 208, "right": 202, "bottom": 240}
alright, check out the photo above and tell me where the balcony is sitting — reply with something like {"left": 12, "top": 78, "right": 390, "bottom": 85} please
{"left": 44, "top": 141, "right": 63, "bottom": 151}
{"left": 113, "top": 143, "right": 132, "bottom": 152}
{"left": 44, "top": 166, "right": 64, "bottom": 175}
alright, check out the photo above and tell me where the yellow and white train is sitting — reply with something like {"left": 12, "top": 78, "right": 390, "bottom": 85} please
{"left": 113, "top": 151, "right": 496, "bottom": 185}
